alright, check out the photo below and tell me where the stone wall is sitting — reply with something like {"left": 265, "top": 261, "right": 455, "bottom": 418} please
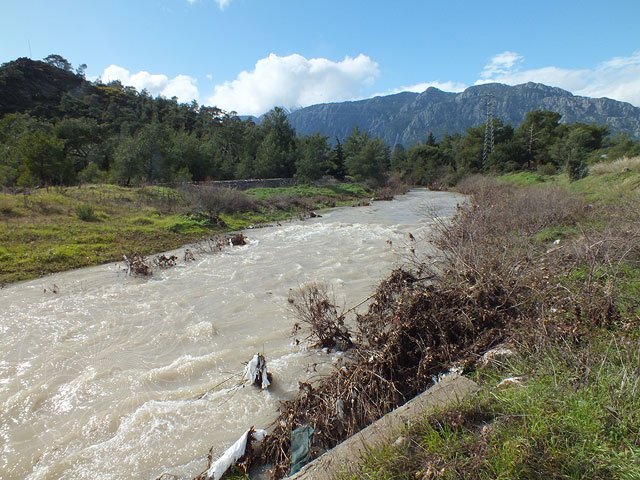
{"left": 198, "top": 178, "right": 297, "bottom": 190}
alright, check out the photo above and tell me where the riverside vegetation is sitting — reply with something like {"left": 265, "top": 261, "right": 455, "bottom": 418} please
{"left": 0, "top": 182, "right": 372, "bottom": 285}
{"left": 206, "top": 157, "right": 639, "bottom": 479}
{"left": 328, "top": 158, "right": 640, "bottom": 480}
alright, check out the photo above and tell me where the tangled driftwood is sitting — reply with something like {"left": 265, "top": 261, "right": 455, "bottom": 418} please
{"left": 154, "top": 254, "right": 178, "bottom": 268}
{"left": 258, "top": 268, "right": 514, "bottom": 478}
{"left": 228, "top": 233, "right": 247, "bottom": 246}
{"left": 122, "top": 253, "right": 152, "bottom": 276}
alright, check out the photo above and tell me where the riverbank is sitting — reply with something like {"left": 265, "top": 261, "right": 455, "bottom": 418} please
{"left": 0, "top": 182, "right": 373, "bottom": 285}
{"left": 250, "top": 159, "right": 640, "bottom": 479}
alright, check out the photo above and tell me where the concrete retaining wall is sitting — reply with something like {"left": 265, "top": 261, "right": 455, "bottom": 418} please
{"left": 289, "top": 375, "right": 479, "bottom": 479}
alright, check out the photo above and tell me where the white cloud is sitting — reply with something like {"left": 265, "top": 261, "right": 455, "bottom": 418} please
{"left": 475, "top": 50, "right": 640, "bottom": 107}
{"left": 207, "top": 53, "right": 380, "bottom": 115}
{"left": 479, "top": 51, "right": 524, "bottom": 79}
{"left": 187, "top": 0, "right": 231, "bottom": 8}
{"left": 578, "top": 51, "right": 640, "bottom": 106}
{"left": 100, "top": 65, "right": 199, "bottom": 103}
{"left": 377, "top": 80, "right": 467, "bottom": 97}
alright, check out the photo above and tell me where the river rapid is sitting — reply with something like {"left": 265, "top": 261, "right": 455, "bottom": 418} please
{"left": 0, "top": 189, "right": 463, "bottom": 479}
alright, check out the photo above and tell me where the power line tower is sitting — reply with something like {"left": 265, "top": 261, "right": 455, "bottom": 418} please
{"left": 482, "top": 95, "right": 494, "bottom": 168}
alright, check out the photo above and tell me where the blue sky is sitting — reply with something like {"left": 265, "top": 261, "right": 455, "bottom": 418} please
{"left": 2, "top": 0, "right": 639, "bottom": 115}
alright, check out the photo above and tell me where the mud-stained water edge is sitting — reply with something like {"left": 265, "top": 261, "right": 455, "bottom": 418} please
{"left": 0, "top": 189, "right": 464, "bottom": 479}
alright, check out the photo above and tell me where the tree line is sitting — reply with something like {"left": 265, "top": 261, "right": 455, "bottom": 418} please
{"left": 1, "top": 55, "right": 639, "bottom": 188}
{"left": 392, "top": 110, "right": 640, "bottom": 185}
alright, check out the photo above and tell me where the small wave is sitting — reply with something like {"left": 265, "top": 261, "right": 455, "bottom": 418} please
{"left": 143, "top": 353, "right": 219, "bottom": 383}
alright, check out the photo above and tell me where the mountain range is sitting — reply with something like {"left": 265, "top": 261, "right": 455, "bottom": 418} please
{"left": 286, "top": 83, "right": 640, "bottom": 146}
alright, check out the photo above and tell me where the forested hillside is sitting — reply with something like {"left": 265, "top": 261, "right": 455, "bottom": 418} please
{"left": 1, "top": 55, "right": 639, "bottom": 188}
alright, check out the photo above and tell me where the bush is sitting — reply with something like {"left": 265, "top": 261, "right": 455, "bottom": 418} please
{"left": 566, "top": 157, "right": 588, "bottom": 181}
{"left": 288, "top": 283, "right": 353, "bottom": 351}
{"left": 182, "top": 185, "right": 258, "bottom": 218}
{"left": 75, "top": 204, "right": 98, "bottom": 221}
{"left": 537, "top": 162, "right": 558, "bottom": 176}
{"left": 77, "top": 163, "right": 108, "bottom": 184}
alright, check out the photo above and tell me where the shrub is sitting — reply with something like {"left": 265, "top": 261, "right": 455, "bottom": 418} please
{"left": 537, "top": 162, "right": 558, "bottom": 176}
{"left": 75, "top": 204, "right": 98, "bottom": 221}
{"left": 182, "top": 186, "right": 258, "bottom": 218}
{"left": 288, "top": 283, "right": 353, "bottom": 351}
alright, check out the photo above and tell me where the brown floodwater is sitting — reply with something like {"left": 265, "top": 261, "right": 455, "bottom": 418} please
{"left": 0, "top": 189, "right": 463, "bottom": 479}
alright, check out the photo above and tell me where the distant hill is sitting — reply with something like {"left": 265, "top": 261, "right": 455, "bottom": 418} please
{"left": 0, "top": 57, "right": 97, "bottom": 117}
{"left": 287, "top": 83, "right": 640, "bottom": 146}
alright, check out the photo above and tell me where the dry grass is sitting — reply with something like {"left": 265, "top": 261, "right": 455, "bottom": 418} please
{"left": 589, "top": 156, "right": 640, "bottom": 175}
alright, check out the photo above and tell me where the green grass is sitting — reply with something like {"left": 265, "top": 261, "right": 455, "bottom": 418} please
{"left": 563, "top": 263, "right": 640, "bottom": 320}
{"left": 533, "top": 224, "right": 581, "bottom": 244}
{"left": 497, "top": 171, "right": 549, "bottom": 186}
{"left": 0, "top": 182, "right": 371, "bottom": 284}
{"left": 559, "top": 170, "right": 640, "bottom": 203}
{"left": 246, "top": 182, "right": 370, "bottom": 201}
{"left": 342, "top": 337, "right": 640, "bottom": 480}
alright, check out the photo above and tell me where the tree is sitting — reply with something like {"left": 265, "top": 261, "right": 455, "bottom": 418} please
{"left": 328, "top": 138, "right": 346, "bottom": 180}
{"left": 54, "top": 117, "right": 102, "bottom": 172}
{"left": 43, "top": 54, "right": 72, "bottom": 72}
{"left": 343, "top": 127, "right": 369, "bottom": 161}
{"left": 171, "top": 130, "right": 205, "bottom": 181}
{"left": 255, "top": 107, "right": 297, "bottom": 178}
{"left": 19, "top": 130, "right": 70, "bottom": 185}
{"left": 390, "top": 144, "right": 407, "bottom": 173}
{"left": 296, "top": 134, "right": 330, "bottom": 181}
{"left": 344, "top": 130, "right": 389, "bottom": 183}
{"left": 75, "top": 63, "right": 87, "bottom": 78}
{"left": 603, "top": 132, "right": 640, "bottom": 160}
{"left": 453, "top": 125, "right": 484, "bottom": 174}
{"left": 554, "top": 126, "right": 595, "bottom": 180}
{"left": 516, "top": 110, "right": 565, "bottom": 169}
{"left": 111, "top": 123, "right": 174, "bottom": 184}
{"left": 404, "top": 144, "right": 445, "bottom": 184}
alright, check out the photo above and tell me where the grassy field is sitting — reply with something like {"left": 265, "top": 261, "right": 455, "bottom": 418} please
{"left": 0, "top": 182, "right": 371, "bottom": 285}
{"left": 333, "top": 160, "right": 640, "bottom": 479}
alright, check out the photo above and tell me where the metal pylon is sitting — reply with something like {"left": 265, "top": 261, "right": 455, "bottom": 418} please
{"left": 482, "top": 95, "right": 494, "bottom": 167}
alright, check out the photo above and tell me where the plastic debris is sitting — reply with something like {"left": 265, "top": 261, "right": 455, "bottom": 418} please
{"left": 289, "top": 425, "right": 314, "bottom": 475}
{"left": 205, "top": 428, "right": 267, "bottom": 480}
{"left": 432, "top": 364, "right": 464, "bottom": 384}
{"left": 243, "top": 353, "right": 271, "bottom": 389}
{"left": 497, "top": 376, "right": 524, "bottom": 388}
{"left": 480, "top": 346, "right": 515, "bottom": 367}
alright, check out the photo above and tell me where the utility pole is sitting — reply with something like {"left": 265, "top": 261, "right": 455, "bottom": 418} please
{"left": 527, "top": 124, "right": 534, "bottom": 169}
{"left": 482, "top": 95, "right": 494, "bottom": 168}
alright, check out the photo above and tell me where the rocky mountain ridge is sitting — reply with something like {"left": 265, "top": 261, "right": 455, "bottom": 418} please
{"left": 287, "top": 82, "right": 640, "bottom": 146}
